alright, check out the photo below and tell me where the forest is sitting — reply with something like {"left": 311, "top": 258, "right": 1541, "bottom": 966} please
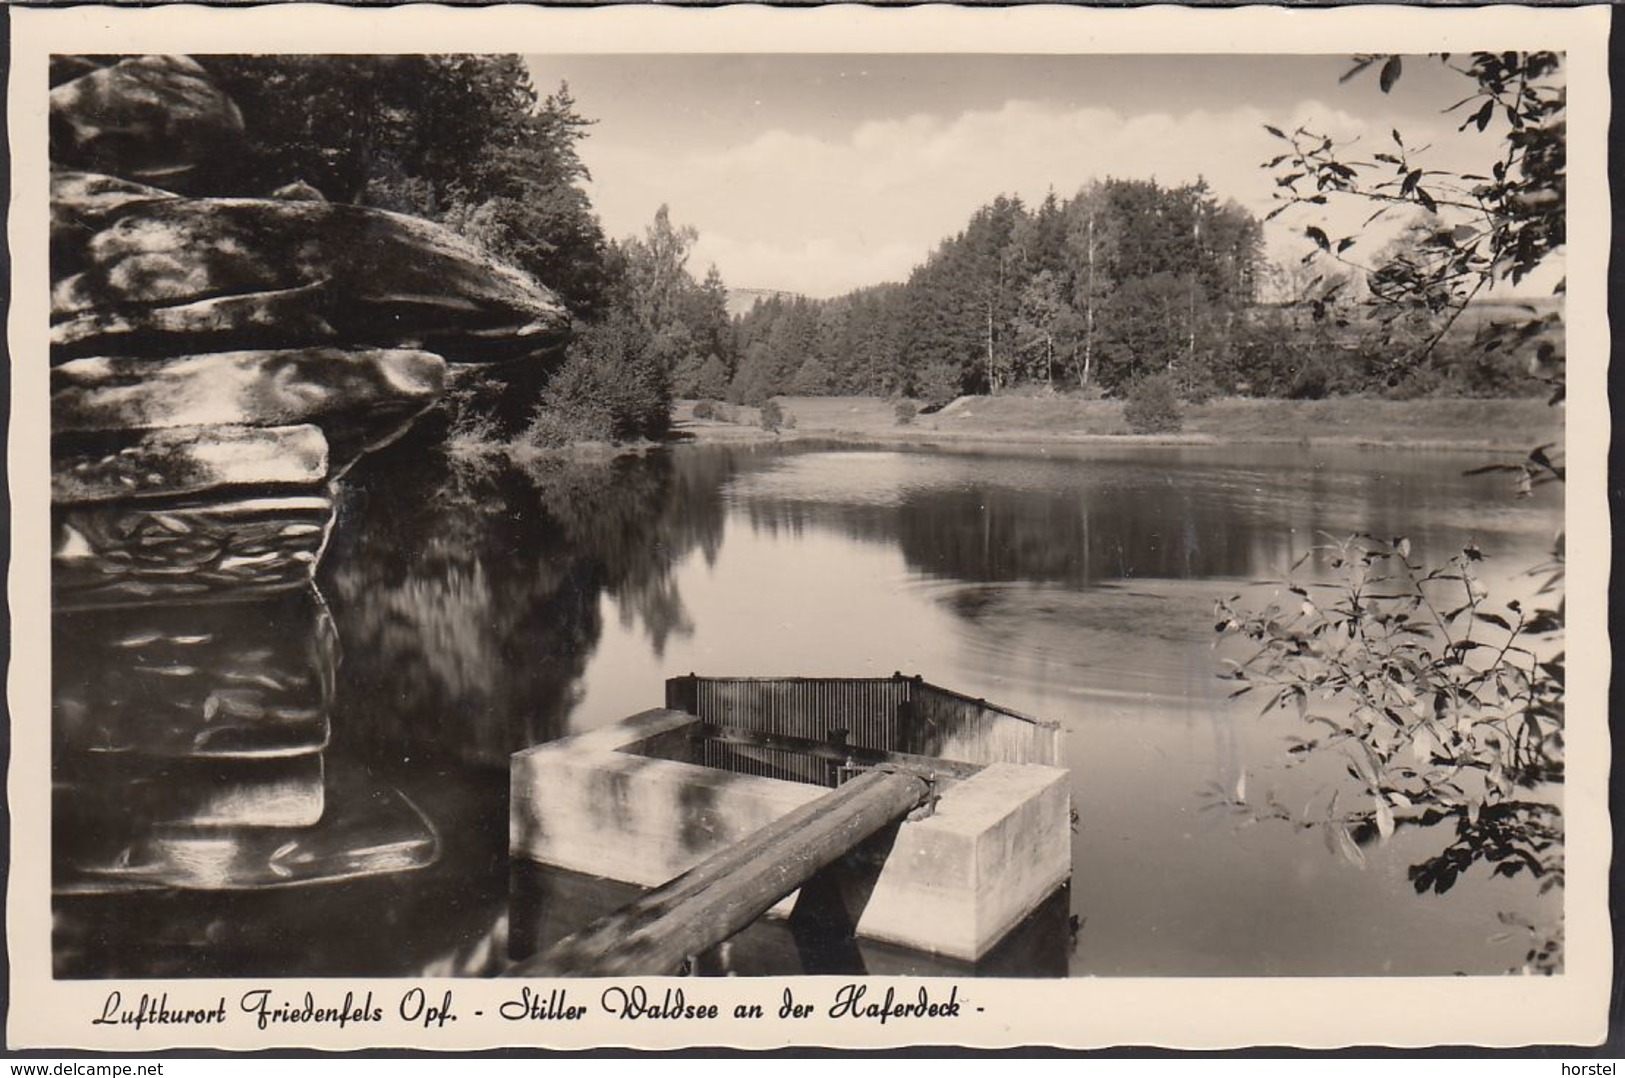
{"left": 727, "top": 181, "right": 1555, "bottom": 407}
{"left": 206, "top": 54, "right": 1556, "bottom": 449}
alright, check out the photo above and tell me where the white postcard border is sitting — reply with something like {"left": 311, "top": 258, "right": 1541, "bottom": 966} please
{"left": 7, "top": 3, "right": 1613, "bottom": 1051}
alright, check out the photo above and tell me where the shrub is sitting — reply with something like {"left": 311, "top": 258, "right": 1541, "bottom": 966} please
{"left": 760, "top": 399, "right": 785, "bottom": 433}
{"left": 894, "top": 399, "right": 917, "bottom": 425}
{"left": 911, "top": 361, "right": 963, "bottom": 406}
{"left": 1381, "top": 363, "right": 1446, "bottom": 401}
{"left": 1123, "top": 372, "right": 1183, "bottom": 433}
{"left": 522, "top": 406, "right": 611, "bottom": 450}
{"left": 1287, "top": 356, "right": 1336, "bottom": 400}
{"left": 522, "top": 315, "right": 671, "bottom": 448}
{"left": 692, "top": 398, "right": 721, "bottom": 421}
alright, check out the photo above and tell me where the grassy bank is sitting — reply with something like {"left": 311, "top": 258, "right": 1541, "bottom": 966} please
{"left": 674, "top": 394, "right": 1563, "bottom": 453}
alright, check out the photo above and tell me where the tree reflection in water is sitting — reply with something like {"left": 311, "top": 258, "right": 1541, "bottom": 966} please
{"left": 57, "top": 441, "right": 1535, "bottom": 977}
{"left": 322, "top": 436, "right": 731, "bottom": 767}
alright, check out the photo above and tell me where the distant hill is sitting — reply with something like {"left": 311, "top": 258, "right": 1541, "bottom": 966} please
{"left": 725, "top": 287, "right": 800, "bottom": 319}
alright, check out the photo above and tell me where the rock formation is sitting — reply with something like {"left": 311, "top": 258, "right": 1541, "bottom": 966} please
{"left": 49, "top": 56, "right": 246, "bottom": 194}
{"left": 49, "top": 54, "right": 569, "bottom": 607}
{"left": 50, "top": 55, "right": 565, "bottom": 898}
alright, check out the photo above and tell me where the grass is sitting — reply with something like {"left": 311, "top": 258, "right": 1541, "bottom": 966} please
{"left": 673, "top": 393, "right": 1562, "bottom": 453}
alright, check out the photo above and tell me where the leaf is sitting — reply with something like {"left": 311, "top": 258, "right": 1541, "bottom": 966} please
{"left": 1264, "top": 124, "right": 1287, "bottom": 139}
{"left": 1335, "top": 825, "right": 1368, "bottom": 868}
{"left": 1323, "top": 821, "right": 1341, "bottom": 859}
{"left": 1348, "top": 745, "right": 1379, "bottom": 788}
{"left": 1475, "top": 611, "right": 1512, "bottom": 631}
{"left": 1524, "top": 610, "right": 1562, "bottom": 634}
{"left": 1234, "top": 769, "right": 1248, "bottom": 804}
{"left": 1391, "top": 128, "right": 1404, "bottom": 147}
{"left": 1374, "top": 796, "right": 1396, "bottom": 841}
{"left": 1340, "top": 57, "right": 1376, "bottom": 84}
{"left": 1379, "top": 56, "right": 1403, "bottom": 93}
{"left": 1305, "top": 226, "right": 1331, "bottom": 252}
{"left": 1401, "top": 169, "right": 1421, "bottom": 196}
{"left": 1415, "top": 187, "right": 1437, "bottom": 214}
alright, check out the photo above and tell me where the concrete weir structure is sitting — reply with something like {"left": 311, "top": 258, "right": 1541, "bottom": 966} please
{"left": 510, "top": 675, "right": 1070, "bottom": 964}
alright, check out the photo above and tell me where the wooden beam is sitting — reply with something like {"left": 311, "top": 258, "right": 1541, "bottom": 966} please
{"left": 507, "top": 768, "right": 931, "bottom": 978}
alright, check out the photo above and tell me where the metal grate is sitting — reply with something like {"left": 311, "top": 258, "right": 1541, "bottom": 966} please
{"left": 665, "top": 674, "right": 1061, "bottom": 776}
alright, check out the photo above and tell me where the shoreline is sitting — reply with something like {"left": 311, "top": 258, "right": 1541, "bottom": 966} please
{"left": 668, "top": 394, "right": 1564, "bottom": 455}
{"left": 668, "top": 426, "right": 1545, "bottom": 454}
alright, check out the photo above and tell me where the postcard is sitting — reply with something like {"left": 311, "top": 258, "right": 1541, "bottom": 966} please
{"left": 7, "top": 2, "right": 1612, "bottom": 1052}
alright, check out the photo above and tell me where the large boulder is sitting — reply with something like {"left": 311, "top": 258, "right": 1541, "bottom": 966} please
{"left": 49, "top": 56, "right": 119, "bottom": 89}
{"left": 54, "top": 493, "right": 334, "bottom": 609}
{"left": 52, "top": 424, "right": 329, "bottom": 504}
{"left": 50, "top": 55, "right": 245, "bottom": 193}
{"left": 52, "top": 279, "right": 341, "bottom": 360}
{"left": 52, "top": 198, "right": 571, "bottom": 362}
{"left": 53, "top": 348, "right": 446, "bottom": 469}
{"left": 51, "top": 171, "right": 177, "bottom": 276}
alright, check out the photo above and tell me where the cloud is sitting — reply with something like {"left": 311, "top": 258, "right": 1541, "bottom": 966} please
{"left": 580, "top": 96, "right": 1494, "bottom": 297}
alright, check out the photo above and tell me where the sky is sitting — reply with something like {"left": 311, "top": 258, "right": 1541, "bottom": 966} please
{"left": 526, "top": 54, "right": 1555, "bottom": 298}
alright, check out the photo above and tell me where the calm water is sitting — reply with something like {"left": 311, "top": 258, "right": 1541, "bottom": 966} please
{"left": 54, "top": 435, "right": 1564, "bottom": 978}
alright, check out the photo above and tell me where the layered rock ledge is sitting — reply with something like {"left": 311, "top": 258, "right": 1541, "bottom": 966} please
{"left": 49, "top": 54, "right": 571, "bottom": 609}
{"left": 50, "top": 54, "right": 566, "bottom": 895}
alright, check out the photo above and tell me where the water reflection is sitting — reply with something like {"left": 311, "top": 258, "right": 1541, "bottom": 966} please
{"left": 53, "top": 438, "right": 1563, "bottom": 978}
{"left": 508, "top": 862, "right": 1072, "bottom": 978}
{"left": 54, "top": 436, "right": 739, "bottom": 977}
{"left": 321, "top": 443, "right": 731, "bottom": 766}
{"left": 55, "top": 590, "right": 336, "bottom": 761}
{"left": 727, "top": 446, "right": 1558, "bottom": 588}
{"left": 53, "top": 586, "right": 444, "bottom": 976}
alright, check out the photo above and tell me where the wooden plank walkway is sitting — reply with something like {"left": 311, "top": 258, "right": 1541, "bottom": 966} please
{"left": 507, "top": 768, "right": 932, "bottom": 978}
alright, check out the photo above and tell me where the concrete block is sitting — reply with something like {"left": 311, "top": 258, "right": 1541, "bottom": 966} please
{"left": 510, "top": 711, "right": 1071, "bottom": 961}
{"left": 855, "top": 763, "right": 1071, "bottom": 961}
{"left": 511, "top": 710, "right": 823, "bottom": 887}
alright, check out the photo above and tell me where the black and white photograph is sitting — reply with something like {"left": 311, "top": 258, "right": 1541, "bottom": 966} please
{"left": 7, "top": 3, "right": 1613, "bottom": 1052}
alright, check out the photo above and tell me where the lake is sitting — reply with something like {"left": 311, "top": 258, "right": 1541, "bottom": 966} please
{"left": 53, "top": 435, "right": 1564, "bottom": 979}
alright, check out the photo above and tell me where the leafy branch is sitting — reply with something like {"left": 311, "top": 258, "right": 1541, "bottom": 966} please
{"left": 1233, "top": 51, "right": 1569, "bottom": 977}
{"left": 1212, "top": 535, "right": 1564, "bottom": 970}
{"left": 1263, "top": 53, "right": 1565, "bottom": 386}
